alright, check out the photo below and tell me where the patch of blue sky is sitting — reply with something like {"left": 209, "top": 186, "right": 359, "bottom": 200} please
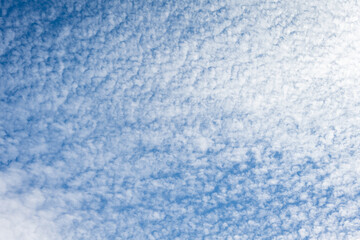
{"left": 1, "top": 0, "right": 360, "bottom": 239}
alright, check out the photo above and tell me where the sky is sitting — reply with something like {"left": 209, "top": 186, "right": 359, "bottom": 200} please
{"left": 1, "top": 0, "right": 360, "bottom": 239}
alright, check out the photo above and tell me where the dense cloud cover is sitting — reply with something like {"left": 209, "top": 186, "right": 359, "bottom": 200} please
{"left": 1, "top": 0, "right": 360, "bottom": 239}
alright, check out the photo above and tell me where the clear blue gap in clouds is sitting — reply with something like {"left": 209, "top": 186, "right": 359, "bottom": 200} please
{"left": 1, "top": 0, "right": 360, "bottom": 239}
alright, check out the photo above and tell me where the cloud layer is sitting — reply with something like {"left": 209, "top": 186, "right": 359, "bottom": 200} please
{"left": 1, "top": 0, "right": 360, "bottom": 239}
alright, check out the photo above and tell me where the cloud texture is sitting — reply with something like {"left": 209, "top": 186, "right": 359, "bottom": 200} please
{"left": 1, "top": 0, "right": 360, "bottom": 239}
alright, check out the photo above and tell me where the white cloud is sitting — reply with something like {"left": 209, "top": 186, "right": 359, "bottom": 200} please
{"left": 1, "top": 0, "right": 360, "bottom": 239}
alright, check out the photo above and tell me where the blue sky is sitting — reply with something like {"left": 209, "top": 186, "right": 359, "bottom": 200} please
{"left": 1, "top": 0, "right": 360, "bottom": 239}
